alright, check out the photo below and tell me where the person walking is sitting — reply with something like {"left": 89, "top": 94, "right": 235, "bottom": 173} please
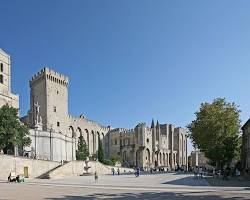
{"left": 94, "top": 171, "right": 98, "bottom": 183}
{"left": 117, "top": 168, "right": 120, "bottom": 175}
{"left": 136, "top": 167, "right": 140, "bottom": 177}
{"left": 111, "top": 168, "right": 115, "bottom": 176}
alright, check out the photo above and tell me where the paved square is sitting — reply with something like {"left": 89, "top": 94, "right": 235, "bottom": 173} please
{"left": 0, "top": 173, "right": 249, "bottom": 199}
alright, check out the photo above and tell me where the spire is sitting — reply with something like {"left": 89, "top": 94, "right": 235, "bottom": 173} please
{"left": 156, "top": 120, "right": 160, "bottom": 128}
{"left": 151, "top": 119, "right": 155, "bottom": 128}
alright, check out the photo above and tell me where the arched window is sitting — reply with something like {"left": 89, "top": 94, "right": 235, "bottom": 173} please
{"left": 0, "top": 74, "right": 3, "bottom": 84}
{"left": 0, "top": 63, "right": 3, "bottom": 72}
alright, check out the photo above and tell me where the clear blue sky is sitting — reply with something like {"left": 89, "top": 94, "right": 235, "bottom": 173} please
{"left": 1, "top": 1, "right": 250, "bottom": 154}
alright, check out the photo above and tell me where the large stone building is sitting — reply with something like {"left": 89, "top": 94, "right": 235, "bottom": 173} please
{"left": 106, "top": 121, "right": 188, "bottom": 170}
{"left": 242, "top": 119, "right": 250, "bottom": 174}
{"left": 22, "top": 68, "right": 110, "bottom": 161}
{"left": 0, "top": 49, "right": 19, "bottom": 109}
{"left": 0, "top": 49, "right": 187, "bottom": 169}
{"left": 22, "top": 67, "right": 187, "bottom": 169}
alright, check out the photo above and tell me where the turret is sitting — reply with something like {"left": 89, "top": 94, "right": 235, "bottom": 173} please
{"left": 151, "top": 119, "right": 156, "bottom": 151}
{"left": 156, "top": 120, "right": 161, "bottom": 148}
{"left": 151, "top": 119, "right": 155, "bottom": 128}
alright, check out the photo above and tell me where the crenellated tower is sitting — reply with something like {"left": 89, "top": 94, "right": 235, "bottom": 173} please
{"left": 29, "top": 67, "right": 69, "bottom": 132}
{"left": 0, "top": 49, "right": 19, "bottom": 110}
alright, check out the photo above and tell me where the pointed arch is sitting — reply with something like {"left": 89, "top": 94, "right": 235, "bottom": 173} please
{"left": 69, "top": 126, "right": 75, "bottom": 138}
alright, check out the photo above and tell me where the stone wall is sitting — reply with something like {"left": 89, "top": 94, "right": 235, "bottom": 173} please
{"left": 25, "top": 129, "right": 76, "bottom": 162}
{"left": 0, "top": 155, "right": 60, "bottom": 180}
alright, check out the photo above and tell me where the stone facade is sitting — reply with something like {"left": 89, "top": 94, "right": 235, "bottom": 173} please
{"left": 0, "top": 49, "right": 19, "bottom": 110}
{"left": 106, "top": 121, "right": 188, "bottom": 170}
{"left": 242, "top": 119, "right": 250, "bottom": 174}
{"left": 23, "top": 68, "right": 110, "bottom": 161}
{"left": 23, "top": 68, "right": 187, "bottom": 168}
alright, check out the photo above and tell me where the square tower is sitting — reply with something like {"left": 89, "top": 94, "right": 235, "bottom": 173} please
{"left": 0, "top": 49, "right": 19, "bottom": 109}
{"left": 29, "top": 68, "right": 69, "bottom": 133}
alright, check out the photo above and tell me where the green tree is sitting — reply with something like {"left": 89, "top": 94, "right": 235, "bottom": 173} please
{"left": 0, "top": 105, "right": 31, "bottom": 154}
{"left": 187, "top": 98, "right": 241, "bottom": 169}
{"left": 97, "top": 137, "right": 104, "bottom": 163}
{"left": 76, "top": 133, "right": 89, "bottom": 160}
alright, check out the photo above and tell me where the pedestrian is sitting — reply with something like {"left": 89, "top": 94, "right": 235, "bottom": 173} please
{"left": 194, "top": 166, "right": 198, "bottom": 179}
{"left": 136, "top": 167, "right": 140, "bottom": 177}
{"left": 111, "top": 168, "right": 115, "bottom": 176}
{"left": 117, "top": 168, "right": 120, "bottom": 175}
{"left": 94, "top": 171, "right": 98, "bottom": 183}
{"left": 198, "top": 166, "right": 203, "bottom": 179}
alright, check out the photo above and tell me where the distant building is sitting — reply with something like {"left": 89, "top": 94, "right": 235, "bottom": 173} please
{"left": 0, "top": 49, "right": 19, "bottom": 110}
{"left": 190, "top": 150, "right": 209, "bottom": 168}
{"left": 241, "top": 119, "right": 250, "bottom": 174}
{"left": 106, "top": 121, "right": 188, "bottom": 170}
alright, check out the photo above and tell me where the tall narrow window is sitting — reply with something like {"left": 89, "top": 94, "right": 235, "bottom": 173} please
{"left": 0, "top": 74, "right": 3, "bottom": 84}
{"left": 0, "top": 63, "right": 3, "bottom": 72}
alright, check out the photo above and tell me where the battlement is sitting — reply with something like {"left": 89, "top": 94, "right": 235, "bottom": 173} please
{"left": 108, "top": 128, "right": 128, "bottom": 133}
{"left": 30, "top": 67, "right": 69, "bottom": 86}
{"left": 68, "top": 115, "right": 110, "bottom": 131}
{"left": 121, "top": 129, "right": 134, "bottom": 135}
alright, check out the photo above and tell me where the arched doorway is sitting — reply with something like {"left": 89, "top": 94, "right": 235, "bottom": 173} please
{"left": 159, "top": 153, "right": 162, "bottom": 166}
{"left": 145, "top": 148, "right": 150, "bottom": 167}
{"left": 163, "top": 153, "right": 166, "bottom": 166}
{"left": 154, "top": 152, "right": 158, "bottom": 167}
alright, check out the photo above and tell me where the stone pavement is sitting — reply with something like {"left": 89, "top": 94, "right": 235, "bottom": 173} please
{"left": 0, "top": 173, "right": 249, "bottom": 200}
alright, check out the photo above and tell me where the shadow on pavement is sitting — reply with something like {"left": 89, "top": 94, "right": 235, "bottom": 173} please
{"left": 206, "top": 177, "right": 250, "bottom": 187}
{"left": 45, "top": 191, "right": 248, "bottom": 200}
{"left": 162, "top": 176, "right": 209, "bottom": 186}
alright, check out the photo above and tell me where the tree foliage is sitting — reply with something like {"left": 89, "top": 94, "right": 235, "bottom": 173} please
{"left": 102, "top": 155, "right": 122, "bottom": 166}
{"left": 97, "top": 137, "right": 104, "bottom": 163}
{"left": 187, "top": 98, "right": 241, "bottom": 169}
{"left": 0, "top": 105, "right": 31, "bottom": 154}
{"left": 76, "top": 133, "right": 89, "bottom": 161}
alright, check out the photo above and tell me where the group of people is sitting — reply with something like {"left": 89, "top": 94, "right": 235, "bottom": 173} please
{"left": 193, "top": 166, "right": 203, "bottom": 179}
{"left": 8, "top": 173, "right": 24, "bottom": 183}
{"left": 111, "top": 168, "right": 120, "bottom": 176}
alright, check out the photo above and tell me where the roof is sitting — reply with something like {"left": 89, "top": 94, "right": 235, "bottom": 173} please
{"left": 0, "top": 48, "right": 9, "bottom": 56}
{"left": 241, "top": 118, "right": 250, "bottom": 130}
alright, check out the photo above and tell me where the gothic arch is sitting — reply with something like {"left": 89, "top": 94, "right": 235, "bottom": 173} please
{"left": 77, "top": 127, "right": 82, "bottom": 137}
{"left": 97, "top": 131, "right": 101, "bottom": 150}
{"left": 159, "top": 153, "right": 162, "bottom": 166}
{"left": 163, "top": 153, "right": 166, "bottom": 166}
{"left": 91, "top": 130, "right": 95, "bottom": 154}
{"left": 69, "top": 126, "right": 75, "bottom": 138}
{"left": 145, "top": 148, "right": 150, "bottom": 166}
{"left": 85, "top": 129, "right": 89, "bottom": 150}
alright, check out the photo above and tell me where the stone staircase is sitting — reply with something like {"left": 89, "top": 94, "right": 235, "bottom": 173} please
{"left": 46, "top": 161, "right": 133, "bottom": 179}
